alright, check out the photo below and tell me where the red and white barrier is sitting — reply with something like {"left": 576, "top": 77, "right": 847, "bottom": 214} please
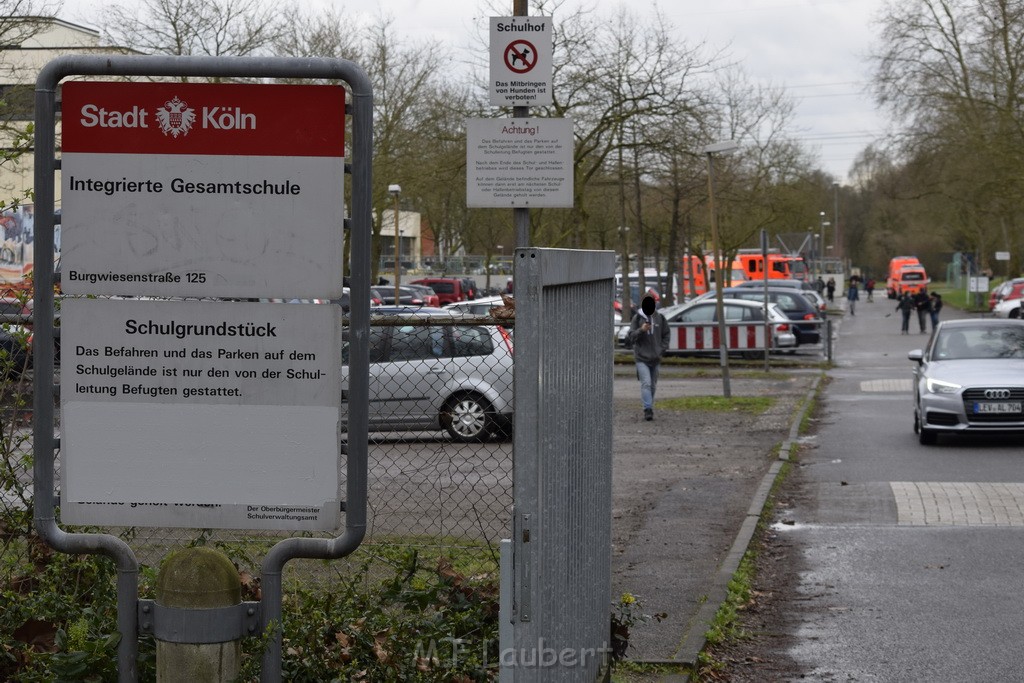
{"left": 669, "top": 323, "right": 768, "bottom": 352}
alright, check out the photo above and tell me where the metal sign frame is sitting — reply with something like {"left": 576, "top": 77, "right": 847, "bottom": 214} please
{"left": 32, "top": 55, "right": 372, "bottom": 683}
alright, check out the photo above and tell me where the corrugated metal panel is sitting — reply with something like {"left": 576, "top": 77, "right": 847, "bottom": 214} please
{"left": 508, "top": 248, "right": 615, "bottom": 681}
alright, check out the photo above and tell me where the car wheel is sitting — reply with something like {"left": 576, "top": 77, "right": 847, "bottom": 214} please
{"left": 1011, "top": 308, "right": 1021, "bottom": 319}
{"left": 442, "top": 393, "right": 493, "bottom": 442}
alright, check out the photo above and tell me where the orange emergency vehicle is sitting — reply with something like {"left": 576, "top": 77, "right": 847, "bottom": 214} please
{"left": 679, "top": 254, "right": 747, "bottom": 298}
{"left": 886, "top": 256, "right": 929, "bottom": 298}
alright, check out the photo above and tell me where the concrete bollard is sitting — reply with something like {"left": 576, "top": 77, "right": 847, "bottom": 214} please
{"left": 155, "top": 547, "right": 242, "bottom": 682}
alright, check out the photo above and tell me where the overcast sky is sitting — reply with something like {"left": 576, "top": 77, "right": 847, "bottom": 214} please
{"left": 330, "top": 0, "right": 892, "bottom": 184}
{"left": 66, "top": 0, "right": 889, "bottom": 183}
{"left": 668, "top": 0, "right": 890, "bottom": 183}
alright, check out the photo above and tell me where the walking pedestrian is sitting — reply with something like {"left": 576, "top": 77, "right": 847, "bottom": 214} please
{"left": 865, "top": 278, "right": 875, "bottom": 302}
{"left": 847, "top": 280, "right": 859, "bottom": 315}
{"left": 826, "top": 277, "right": 836, "bottom": 303}
{"left": 913, "top": 289, "right": 931, "bottom": 334}
{"left": 896, "top": 292, "right": 914, "bottom": 334}
{"left": 626, "top": 294, "right": 670, "bottom": 422}
{"left": 929, "top": 292, "right": 943, "bottom": 330}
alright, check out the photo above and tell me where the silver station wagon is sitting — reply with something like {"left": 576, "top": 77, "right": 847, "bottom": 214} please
{"left": 342, "top": 308, "right": 514, "bottom": 442}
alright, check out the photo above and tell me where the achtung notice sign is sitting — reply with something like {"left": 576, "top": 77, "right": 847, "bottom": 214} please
{"left": 60, "top": 81, "right": 346, "bottom": 299}
{"left": 466, "top": 117, "right": 573, "bottom": 208}
{"left": 489, "top": 17, "right": 553, "bottom": 106}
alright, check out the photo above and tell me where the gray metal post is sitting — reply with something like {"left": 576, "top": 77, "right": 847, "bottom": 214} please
{"left": 706, "top": 151, "right": 731, "bottom": 398}
{"left": 511, "top": 248, "right": 615, "bottom": 681}
{"left": 513, "top": 0, "right": 531, "bottom": 250}
{"left": 34, "top": 61, "right": 140, "bottom": 683}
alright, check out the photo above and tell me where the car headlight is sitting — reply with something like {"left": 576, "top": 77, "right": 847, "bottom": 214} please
{"left": 926, "top": 377, "right": 962, "bottom": 394}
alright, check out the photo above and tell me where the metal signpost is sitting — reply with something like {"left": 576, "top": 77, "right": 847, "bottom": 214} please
{"left": 33, "top": 55, "right": 373, "bottom": 682}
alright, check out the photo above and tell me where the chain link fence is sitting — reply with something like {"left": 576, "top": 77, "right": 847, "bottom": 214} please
{"left": 2, "top": 296, "right": 514, "bottom": 591}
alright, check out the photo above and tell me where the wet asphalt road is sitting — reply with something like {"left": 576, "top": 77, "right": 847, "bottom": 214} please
{"left": 780, "top": 296, "right": 1024, "bottom": 680}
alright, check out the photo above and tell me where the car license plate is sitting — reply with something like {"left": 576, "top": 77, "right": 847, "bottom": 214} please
{"left": 973, "top": 402, "right": 1022, "bottom": 414}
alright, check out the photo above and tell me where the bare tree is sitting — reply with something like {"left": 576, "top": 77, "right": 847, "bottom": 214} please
{"left": 99, "top": 0, "right": 288, "bottom": 57}
{"left": 0, "top": 0, "right": 64, "bottom": 53}
{"left": 273, "top": 6, "right": 362, "bottom": 66}
{"left": 0, "top": 3, "right": 66, "bottom": 199}
{"left": 275, "top": 8, "right": 461, "bottom": 281}
{"left": 871, "top": 0, "right": 1024, "bottom": 272}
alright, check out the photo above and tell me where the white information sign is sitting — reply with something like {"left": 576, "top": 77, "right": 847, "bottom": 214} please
{"left": 466, "top": 117, "right": 574, "bottom": 208}
{"left": 970, "top": 276, "right": 990, "bottom": 293}
{"left": 60, "top": 298, "right": 343, "bottom": 531}
{"left": 996, "top": 251, "right": 1011, "bottom": 261}
{"left": 490, "top": 16, "right": 553, "bottom": 106}
{"left": 60, "top": 81, "right": 346, "bottom": 299}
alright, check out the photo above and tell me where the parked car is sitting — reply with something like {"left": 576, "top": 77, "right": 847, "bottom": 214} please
{"left": 693, "top": 287, "right": 823, "bottom": 344}
{"left": 0, "top": 296, "right": 31, "bottom": 318}
{"left": 371, "top": 285, "right": 430, "bottom": 307}
{"left": 734, "top": 278, "right": 816, "bottom": 292}
{"left": 909, "top": 319, "right": 1024, "bottom": 444}
{"left": 991, "top": 281, "right": 1024, "bottom": 318}
{"left": 444, "top": 294, "right": 507, "bottom": 315}
{"left": 341, "top": 308, "right": 514, "bottom": 442}
{"left": 989, "top": 278, "right": 1024, "bottom": 311}
{"left": 0, "top": 295, "right": 59, "bottom": 374}
{"left": 993, "top": 294, "right": 1024, "bottom": 319}
{"left": 734, "top": 279, "right": 827, "bottom": 314}
{"left": 616, "top": 298, "right": 796, "bottom": 355}
{"left": 411, "top": 277, "right": 471, "bottom": 305}
{"left": 405, "top": 283, "right": 441, "bottom": 307}
{"left": 332, "top": 287, "right": 382, "bottom": 313}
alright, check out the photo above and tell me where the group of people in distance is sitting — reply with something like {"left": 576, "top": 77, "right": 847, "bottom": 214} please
{"left": 843, "top": 274, "right": 942, "bottom": 333}
{"left": 895, "top": 288, "right": 942, "bottom": 334}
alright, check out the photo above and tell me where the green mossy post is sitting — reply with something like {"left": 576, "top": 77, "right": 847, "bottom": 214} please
{"left": 155, "top": 547, "right": 242, "bottom": 682}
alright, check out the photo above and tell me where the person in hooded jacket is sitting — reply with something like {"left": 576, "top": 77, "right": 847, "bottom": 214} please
{"left": 626, "top": 294, "right": 670, "bottom": 421}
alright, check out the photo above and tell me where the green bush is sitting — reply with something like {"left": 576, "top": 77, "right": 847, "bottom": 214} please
{"left": 1, "top": 541, "right": 502, "bottom": 681}
{"left": 246, "top": 550, "right": 501, "bottom": 681}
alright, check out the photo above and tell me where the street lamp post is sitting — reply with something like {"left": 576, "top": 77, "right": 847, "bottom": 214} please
{"left": 816, "top": 233, "right": 822, "bottom": 278}
{"left": 832, "top": 181, "right": 840, "bottom": 259}
{"left": 388, "top": 184, "right": 401, "bottom": 303}
{"left": 818, "top": 211, "right": 829, "bottom": 278}
{"left": 703, "top": 140, "right": 739, "bottom": 399}
{"left": 619, "top": 226, "right": 632, "bottom": 323}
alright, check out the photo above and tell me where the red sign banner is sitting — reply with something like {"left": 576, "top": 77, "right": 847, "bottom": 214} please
{"left": 62, "top": 82, "right": 345, "bottom": 157}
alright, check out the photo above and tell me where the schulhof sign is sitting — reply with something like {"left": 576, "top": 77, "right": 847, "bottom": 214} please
{"left": 490, "top": 16, "right": 553, "bottom": 106}
{"left": 59, "top": 81, "right": 346, "bottom": 531}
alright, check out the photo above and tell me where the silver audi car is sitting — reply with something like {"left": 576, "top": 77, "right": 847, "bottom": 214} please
{"left": 909, "top": 318, "right": 1024, "bottom": 445}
